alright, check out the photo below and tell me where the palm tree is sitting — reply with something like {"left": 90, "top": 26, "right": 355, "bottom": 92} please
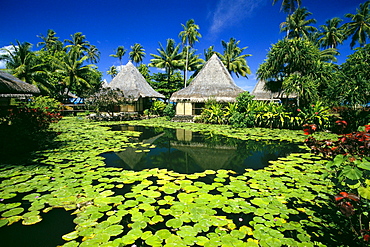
{"left": 54, "top": 47, "right": 96, "bottom": 100}
{"left": 272, "top": 0, "right": 301, "bottom": 15}
{"left": 129, "top": 43, "right": 146, "bottom": 65}
{"left": 110, "top": 46, "right": 127, "bottom": 65}
{"left": 257, "top": 38, "right": 338, "bottom": 107}
{"left": 149, "top": 39, "right": 183, "bottom": 85}
{"left": 280, "top": 7, "right": 317, "bottom": 39}
{"left": 87, "top": 45, "right": 100, "bottom": 64}
{"left": 107, "top": 65, "right": 117, "bottom": 79}
{"left": 318, "top": 17, "right": 346, "bottom": 49}
{"left": 204, "top": 46, "right": 216, "bottom": 61}
{"left": 37, "top": 29, "right": 61, "bottom": 52}
{"left": 217, "top": 38, "right": 251, "bottom": 78}
{"left": 344, "top": 1, "right": 370, "bottom": 49}
{"left": 178, "top": 19, "right": 201, "bottom": 87}
{"left": 64, "top": 32, "right": 91, "bottom": 53}
{"left": 0, "top": 41, "right": 50, "bottom": 92}
{"left": 181, "top": 48, "right": 204, "bottom": 82}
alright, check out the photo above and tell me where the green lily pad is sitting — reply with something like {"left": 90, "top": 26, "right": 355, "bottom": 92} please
{"left": 2, "top": 207, "right": 24, "bottom": 217}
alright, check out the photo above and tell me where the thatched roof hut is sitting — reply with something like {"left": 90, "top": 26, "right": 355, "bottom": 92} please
{"left": 109, "top": 61, "right": 164, "bottom": 100}
{"left": 170, "top": 54, "right": 244, "bottom": 103}
{"left": 0, "top": 71, "right": 40, "bottom": 98}
{"left": 251, "top": 80, "right": 297, "bottom": 102}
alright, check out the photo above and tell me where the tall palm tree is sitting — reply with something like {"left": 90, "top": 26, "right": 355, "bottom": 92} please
{"left": 107, "top": 65, "right": 117, "bottom": 79}
{"left": 344, "top": 1, "right": 370, "bottom": 49}
{"left": 54, "top": 47, "right": 96, "bottom": 100}
{"left": 37, "top": 29, "right": 60, "bottom": 52}
{"left": 0, "top": 41, "right": 49, "bottom": 92}
{"left": 86, "top": 45, "right": 100, "bottom": 64}
{"left": 64, "top": 32, "right": 91, "bottom": 53}
{"left": 318, "top": 17, "right": 345, "bottom": 49}
{"left": 178, "top": 19, "right": 201, "bottom": 87}
{"left": 280, "top": 7, "right": 317, "bottom": 39}
{"left": 149, "top": 39, "right": 183, "bottom": 85}
{"left": 272, "top": 0, "right": 301, "bottom": 15}
{"left": 181, "top": 48, "right": 204, "bottom": 82}
{"left": 129, "top": 43, "right": 146, "bottom": 65}
{"left": 110, "top": 46, "right": 127, "bottom": 65}
{"left": 217, "top": 38, "right": 251, "bottom": 78}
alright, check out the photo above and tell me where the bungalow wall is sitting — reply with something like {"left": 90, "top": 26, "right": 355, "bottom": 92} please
{"left": 119, "top": 97, "right": 152, "bottom": 113}
{"left": 175, "top": 102, "right": 205, "bottom": 116}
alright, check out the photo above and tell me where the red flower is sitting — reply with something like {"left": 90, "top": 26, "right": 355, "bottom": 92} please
{"left": 315, "top": 112, "right": 318, "bottom": 115}
{"left": 364, "top": 234, "right": 370, "bottom": 242}
{"left": 365, "top": 125, "right": 370, "bottom": 132}
{"left": 45, "top": 107, "right": 49, "bottom": 109}
{"left": 297, "top": 109, "right": 301, "bottom": 112}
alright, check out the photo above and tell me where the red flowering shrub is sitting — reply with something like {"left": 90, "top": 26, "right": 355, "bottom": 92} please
{"left": 7, "top": 106, "right": 62, "bottom": 133}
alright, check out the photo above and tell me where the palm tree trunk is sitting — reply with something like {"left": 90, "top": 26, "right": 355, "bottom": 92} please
{"left": 184, "top": 45, "right": 189, "bottom": 88}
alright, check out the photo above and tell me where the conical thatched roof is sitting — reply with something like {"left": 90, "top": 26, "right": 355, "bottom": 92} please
{"left": 251, "top": 80, "right": 297, "bottom": 101}
{"left": 170, "top": 54, "right": 244, "bottom": 103}
{"left": 108, "top": 61, "right": 164, "bottom": 100}
{"left": 0, "top": 71, "right": 40, "bottom": 97}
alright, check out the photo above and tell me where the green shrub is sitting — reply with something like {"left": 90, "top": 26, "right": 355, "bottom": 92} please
{"left": 163, "top": 103, "right": 175, "bottom": 119}
{"left": 150, "top": 100, "right": 167, "bottom": 116}
{"left": 25, "top": 96, "right": 62, "bottom": 114}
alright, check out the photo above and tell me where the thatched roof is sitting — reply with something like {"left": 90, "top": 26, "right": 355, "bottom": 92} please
{"left": 251, "top": 80, "right": 297, "bottom": 101}
{"left": 170, "top": 54, "right": 244, "bottom": 103}
{"left": 0, "top": 71, "right": 40, "bottom": 97}
{"left": 108, "top": 61, "right": 165, "bottom": 100}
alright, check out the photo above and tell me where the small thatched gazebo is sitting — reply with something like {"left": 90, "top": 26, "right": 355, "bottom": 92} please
{"left": 108, "top": 61, "right": 165, "bottom": 113}
{"left": 0, "top": 71, "right": 40, "bottom": 106}
{"left": 170, "top": 54, "right": 244, "bottom": 115}
{"left": 251, "top": 80, "right": 297, "bottom": 102}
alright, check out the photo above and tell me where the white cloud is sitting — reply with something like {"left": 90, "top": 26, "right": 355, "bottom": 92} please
{"left": 0, "top": 45, "right": 15, "bottom": 69}
{"left": 208, "top": 0, "right": 266, "bottom": 38}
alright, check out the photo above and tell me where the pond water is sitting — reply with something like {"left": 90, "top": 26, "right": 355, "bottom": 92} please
{"left": 101, "top": 125, "right": 305, "bottom": 174}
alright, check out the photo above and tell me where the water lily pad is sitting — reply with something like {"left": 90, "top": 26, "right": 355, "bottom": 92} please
{"left": 166, "top": 218, "right": 183, "bottom": 228}
{"left": 2, "top": 207, "right": 24, "bottom": 217}
{"left": 22, "top": 215, "right": 42, "bottom": 225}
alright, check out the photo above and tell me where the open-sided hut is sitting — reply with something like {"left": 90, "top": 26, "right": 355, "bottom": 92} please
{"left": 108, "top": 61, "right": 165, "bottom": 112}
{"left": 0, "top": 71, "right": 40, "bottom": 107}
{"left": 251, "top": 80, "right": 297, "bottom": 103}
{"left": 170, "top": 54, "right": 244, "bottom": 115}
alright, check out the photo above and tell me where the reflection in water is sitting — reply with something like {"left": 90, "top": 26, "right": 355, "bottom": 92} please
{"left": 101, "top": 125, "right": 304, "bottom": 174}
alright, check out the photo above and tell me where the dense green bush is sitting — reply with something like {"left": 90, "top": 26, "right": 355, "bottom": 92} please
{"left": 25, "top": 96, "right": 62, "bottom": 114}
{"left": 305, "top": 124, "right": 370, "bottom": 244}
{"left": 163, "top": 103, "right": 175, "bottom": 119}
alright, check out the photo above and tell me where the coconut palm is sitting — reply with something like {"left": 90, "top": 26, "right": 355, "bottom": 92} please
{"left": 149, "top": 39, "right": 183, "bottom": 86}
{"left": 181, "top": 48, "right": 204, "bottom": 82}
{"left": 272, "top": 0, "right": 301, "bottom": 15}
{"left": 179, "top": 19, "right": 201, "bottom": 87}
{"left": 217, "top": 38, "right": 251, "bottom": 78}
{"left": 318, "top": 17, "right": 345, "bottom": 49}
{"left": 344, "top": 1, "right": 370, "bottom": 49}
{"left": 129, "top": 43, "right": 146, "bottom": 65}
{"left": 110, "top": 46, "right": 127, "bottom": 65}
{"left": 0, "top": 41, "right": 50, "bottom": 92}
{"left": 107, "top": 65, "right": 117, "bottom": 79}
{"left": 204, "top": 46, "right": 216, "bottom": 61}
{"left": 64, "top": 32, "right": 91, "bottom": 53}
{"left": 87, "top": 45, "right": 100, "bottom": 64}
{"left": 54, "top": 47, "right": 97, "bottom": 99}
{"left": 280, "top": 7, "right": 317, "bottom": 39}
{"left": 37, "top": 29, "right": 61, "bottom": 52}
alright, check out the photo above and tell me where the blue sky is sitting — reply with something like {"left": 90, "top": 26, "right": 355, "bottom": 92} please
{"left": 0, "top": 0, "right": 366, "bottom": 92}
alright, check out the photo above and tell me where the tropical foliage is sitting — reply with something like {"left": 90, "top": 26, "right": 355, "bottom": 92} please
{"left": 257, "top": 38, "right": 338, "bottom": 107}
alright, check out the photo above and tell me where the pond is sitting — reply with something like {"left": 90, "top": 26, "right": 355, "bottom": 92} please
{"left": 101, "top": 125, "right": 305, "bottom": 174}
{"left": 0, "top": 118, "right": 343, "bottom": 247}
